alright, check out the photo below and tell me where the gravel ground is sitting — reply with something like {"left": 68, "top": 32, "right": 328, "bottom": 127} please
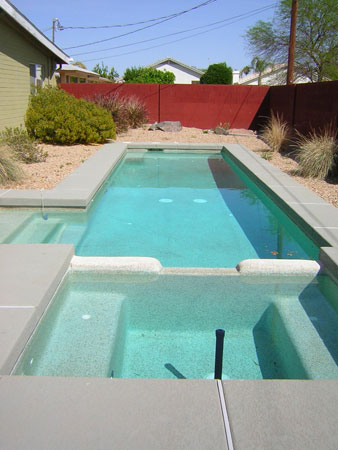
{"left": 1, "top": 143, "right": 102, "bottom": 190}
{"left": 1, "top": 126, "right": 337, "bottom": 208}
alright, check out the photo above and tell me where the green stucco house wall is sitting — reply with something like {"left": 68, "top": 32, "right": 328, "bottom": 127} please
{"left": 0, "top": 0, "right": 69, "bottom": 130}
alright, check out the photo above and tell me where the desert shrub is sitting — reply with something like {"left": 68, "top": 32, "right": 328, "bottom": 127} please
{"left": 296, "top": 127, "right": 338, "bottom": 179}
{"left": 0, "top": 145, "right": 23, "bottom": 183}
{"left": 25, "top": 87, "right": 116, "bottom": 144}
{"left": 90, "top": 93, "right": 129, "bottom": 133}
{"left": 0, "top": 126, "right": 47, "bottom": 163}
{"left": 260, "top": 113, "right": 290, "bottom": 153}
{"left": 90, "top": 93, "right": 148, "bottom": 133}
{"left": 123, "top": 97, "right": 148, "bottom": 129}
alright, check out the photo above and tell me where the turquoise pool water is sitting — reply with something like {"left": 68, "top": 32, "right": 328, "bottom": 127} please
{"left": 14, "top": 271, "right": 338, "bottom": 380}
{"left": 2, "top": 151, "right": 321, "bottom": 267}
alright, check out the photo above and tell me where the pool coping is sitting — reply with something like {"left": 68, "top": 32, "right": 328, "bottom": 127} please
{"left": 1, "top": 142, "right": 338, "bottom": 449}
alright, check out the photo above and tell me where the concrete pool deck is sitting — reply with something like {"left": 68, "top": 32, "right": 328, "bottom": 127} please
{"left": 0, "top": 143, "right": 338, "bottom": 448}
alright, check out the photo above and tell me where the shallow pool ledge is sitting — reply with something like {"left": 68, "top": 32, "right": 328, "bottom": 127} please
{"left": 71, "top": 256, "right": 163, "bottom": 273}
{"left": 236, "top": 259, "right": 321, "bottom": 277}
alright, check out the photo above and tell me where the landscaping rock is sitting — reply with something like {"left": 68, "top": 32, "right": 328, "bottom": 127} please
{"left": 148, "top": 122, "right": 158, "bottom": 131}
{"left": 214, "top": 126, "right": 229, "bottom": 135}
{"left": 149, "top": 121, "right": 182, "bottom": 132}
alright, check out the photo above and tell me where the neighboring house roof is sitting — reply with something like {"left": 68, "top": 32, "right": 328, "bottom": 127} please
{"left": 0, "top": 0, "right": 69, "bottom": 64}
{"left": 239, "top": 64, "right": 286, "bottom": 85}
{"left": 147, "top": 57, "right": 204, "bottom": 76}
{"left": 58, "top": 65, "right": 114, "bottom": 83}
{"left": 59, "top": 64, "right": 100, "bottom": 78}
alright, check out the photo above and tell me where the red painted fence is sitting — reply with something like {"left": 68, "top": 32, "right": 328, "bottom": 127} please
{"left": 61, "top": 83, "right": 269, "bottom": 129}
{"left": 61, "top": 81, "right": 338, "bottom": 134}
{"left": 266, "top": 81, "right": 338, "bottom": 134}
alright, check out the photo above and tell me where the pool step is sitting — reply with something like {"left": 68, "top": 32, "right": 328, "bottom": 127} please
{"left": 268, "top": 300, "right": 338, "bottom": 379}
{"left": 10, "top": 219, "right": 66, "bottom": 244}
{"left": 59, "top": 224, "right": 87, "bottom": 247}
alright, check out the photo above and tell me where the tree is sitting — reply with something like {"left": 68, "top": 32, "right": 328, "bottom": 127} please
{"left": 250, "top": 57, "right": 271, "bottom": 85}
{"left": 92, "top": 62, "right": 119, "bottom": 81}
{"left": 123, "top": 67, "right": 175, "bottom": 83}
{"left": 73, "top": 61, "right": 87, "bottom": 69}
{"left": 245, "top": 0, "right": 338, "bottom": 82}
{"left": 199, "top": 62, "right": 233, "bottom": 84}
{"left": 240, "top": 65, "right": 250, "bottom": 77}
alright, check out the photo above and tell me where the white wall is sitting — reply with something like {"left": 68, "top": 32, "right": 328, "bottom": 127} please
{"left": 154, "top": 61, "right": 201, "bottom": 84}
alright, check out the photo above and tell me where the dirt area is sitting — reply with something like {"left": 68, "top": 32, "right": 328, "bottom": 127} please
{"left": 1, "top": 143, "right": 102, "bottom": 190}
{"left": 1, "top": 126, "right": 337, "bottom": 208}
{"left": 261, "top": 151, "right": 338, "bottom": 208}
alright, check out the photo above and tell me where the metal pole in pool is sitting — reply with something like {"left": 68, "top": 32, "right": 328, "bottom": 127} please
{"left": 214, "top": 329, "right": 225, "bottom": 379}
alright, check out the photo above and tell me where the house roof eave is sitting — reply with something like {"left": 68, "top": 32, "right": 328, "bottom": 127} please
{"left": 0, "top": 0, "right": 70, "bottom": 63}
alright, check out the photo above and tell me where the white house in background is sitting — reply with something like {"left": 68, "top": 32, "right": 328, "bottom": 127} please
{"left": 234, "top": 64, "right": 310, "bottom": 86}
{"left": 146, "top": 57, "right": 204, "bottom": 84}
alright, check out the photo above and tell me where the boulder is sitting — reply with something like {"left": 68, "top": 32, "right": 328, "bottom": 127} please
{"left": 214, "top": 126, "right": 229, "bottom": 135}
{"left": 149, "top": 121, "right": 182, "bottom": 132}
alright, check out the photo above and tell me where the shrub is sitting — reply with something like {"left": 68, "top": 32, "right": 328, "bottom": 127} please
{"left": 260, "top": 113, "right": 290, "bottom": 153}
{"left": 90, "top": 93, "right": 148, "bottom": 133}
{"left": 0, "top": 145, "right": 23, "bottom": 183}
{"left": 200, "top": 62, "right": 233, "bottom": 84}
{"left": 123, "top": 97, "right": 148, "bottom": 129}
{"left": 296, "top": 126, "right": 338, "bottom": 179}
{"left": 123, "top": 66, "right": 175, "bottom": 84}
{"left": 0, "top": 126, "right": 47, "bottom": 163}
{"left": 25, "top": 87, "right": 116, "bottom": 145}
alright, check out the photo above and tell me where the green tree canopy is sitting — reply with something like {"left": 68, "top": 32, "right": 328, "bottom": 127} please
{"left": 199, "top": 62, "right": 233, "bottom": 84}
{"left": 245, "top": 0, "right": 338, "bottom": 82}
{"left": 123, "top": 67, "right": 175, "bottom": 83}
{"left": 92, "top": 62, "right": 119, "bottom": 81}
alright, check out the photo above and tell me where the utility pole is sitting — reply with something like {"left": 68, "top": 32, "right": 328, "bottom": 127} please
{"left": 286, "top": 0, "right": 298, "bottom": 84}
{"left": 52, "top": 18, "right": 59, "bottom": 43}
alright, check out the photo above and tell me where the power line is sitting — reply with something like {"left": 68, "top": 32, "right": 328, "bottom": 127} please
{"left": 63, "top": 0, "right": 216, "bottom": 50}
{"left": 81, "top": 5, "right": 277, "bottom": 63}
{"left": 61, "top": 0, "right": 216, "bottom": 30}
{"left": 71, "top": 5, "right": 275, "bottom": 57}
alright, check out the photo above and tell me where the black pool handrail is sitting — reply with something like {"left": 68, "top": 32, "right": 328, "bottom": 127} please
{"left": 214, "top": 329, "right": 225, "bottom": 379}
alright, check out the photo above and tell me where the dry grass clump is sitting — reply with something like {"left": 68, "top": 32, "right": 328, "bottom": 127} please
{"left": 260, "top": 113, "right": 290, "bottom": 154}
{"left": 0, "top": 126, "right": 47, "bottom": 163}
{"left": 295, "top": 127, "right": 338, "bottom": 179}
{"left": 89, "top": 93, "right": 148, "bottom": 134}
{"left": 0, "top": 145, "right": 23, "bottom": 183}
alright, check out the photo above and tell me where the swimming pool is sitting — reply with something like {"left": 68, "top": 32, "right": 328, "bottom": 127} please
{"left": 2, "top": 151, "right": 322, "bottom": 267}
{"left": 13, "top": 270, "right": 338, "bottom": 380}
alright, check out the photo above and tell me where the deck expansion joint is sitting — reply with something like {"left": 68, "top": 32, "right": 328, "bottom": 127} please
{"left": 217, "top": 380, "right": 234, "bottom": 450}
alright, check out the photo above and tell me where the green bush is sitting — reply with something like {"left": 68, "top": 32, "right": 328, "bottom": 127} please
{"left": 90, "top": 93, "right": 148, "bottom": 133}
{"left": 0, "top": 126, "right": 47, "bottom": 163}
{"left": 25, "top": 87, "right": 116, "bottom": 144}
{"left": 200, "top": 62, "right": 233, "bottom": 84}
{"left": 123, "top": 66, "right": 175, "bottom": 84}
{"left": 0, "top": 145, "right": 23, "bottom": 183}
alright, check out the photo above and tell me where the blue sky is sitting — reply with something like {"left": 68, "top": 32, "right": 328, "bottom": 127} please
{"left": 12, "top": 0, "right": 278, "bottom": 76}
